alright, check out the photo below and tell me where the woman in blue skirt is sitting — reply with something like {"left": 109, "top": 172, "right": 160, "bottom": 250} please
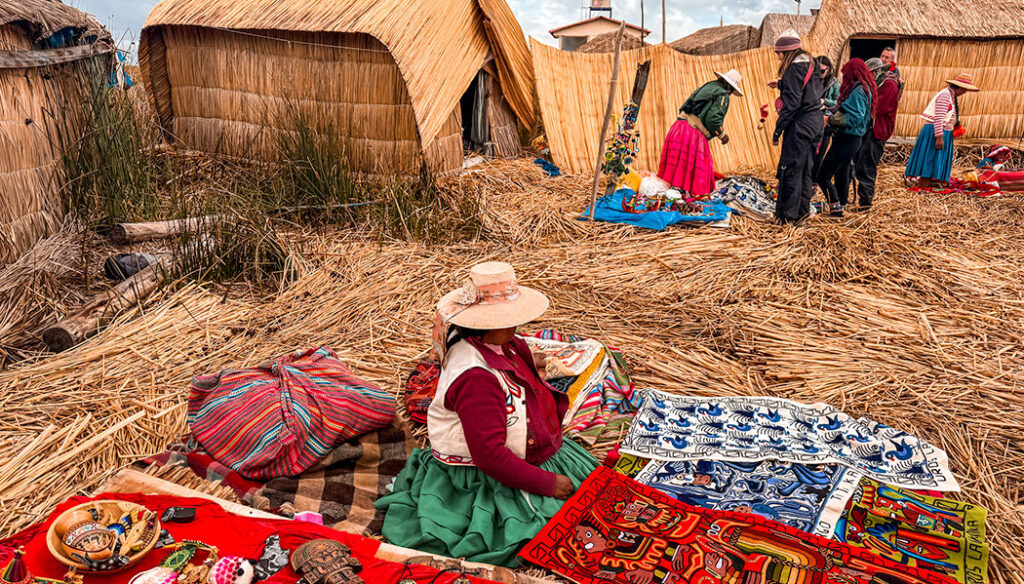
{"left": 905, "top": 72, "right": 979, "bottom": 187}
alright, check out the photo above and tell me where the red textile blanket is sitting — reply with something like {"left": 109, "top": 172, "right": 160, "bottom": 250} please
{"left": 518, "top": 467, "right": 956, "bottom": 584}
{"left": 1, "top": 493, "right": 497, "bottom": 584}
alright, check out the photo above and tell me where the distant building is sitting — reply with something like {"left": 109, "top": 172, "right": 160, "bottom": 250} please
{"left": 549, "top": 16, "right": 649, "bottom": 52}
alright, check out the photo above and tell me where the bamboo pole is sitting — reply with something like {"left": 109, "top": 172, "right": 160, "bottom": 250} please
{"left": 661, "top": 0, "right": 666, "bottom": 44}
{"left": 588, "top": 22, "right": 626, "bottom": 221}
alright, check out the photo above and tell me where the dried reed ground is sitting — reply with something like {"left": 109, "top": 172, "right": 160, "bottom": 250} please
{"left": 1, "top": 159, "right": 1023, "bottom": 583}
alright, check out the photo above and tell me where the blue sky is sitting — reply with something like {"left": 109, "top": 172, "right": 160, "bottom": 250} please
{"left": 72, "top": 0, "right": 810, "bottom": 54}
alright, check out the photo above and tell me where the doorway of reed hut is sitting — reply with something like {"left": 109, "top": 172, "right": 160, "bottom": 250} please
{"left": 458, "top": 68, "right": 522, "bottom": 159}
{"left": 848, "top": 37, "right": 897, "bottom": 62}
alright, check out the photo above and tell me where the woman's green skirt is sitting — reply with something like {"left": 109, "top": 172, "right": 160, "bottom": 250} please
{"left": 374, "top": 439, "right": 597, "bottom": 567}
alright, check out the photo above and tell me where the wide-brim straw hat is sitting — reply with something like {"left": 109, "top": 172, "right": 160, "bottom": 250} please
{"left": 437, "top": 262, "right": 549, "bottom": 330}
{"left": 715, "top": 69, "right": 744, "bottom": 97}
{"left": 946, "top": 72, "right": 980, "bottom": 91}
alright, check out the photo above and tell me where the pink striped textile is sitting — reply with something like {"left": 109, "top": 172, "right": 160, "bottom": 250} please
{"left": 188, "top": 347, "right": 395, "bottom": 480}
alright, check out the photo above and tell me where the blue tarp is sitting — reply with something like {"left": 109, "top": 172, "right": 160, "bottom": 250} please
{"left": 582, "top": 188, "right": 733, "bottom": 231}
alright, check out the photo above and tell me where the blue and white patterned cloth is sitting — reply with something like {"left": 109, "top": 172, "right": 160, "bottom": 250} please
{"left": 621, "top": 389, "right": 960, "bottom": 491}
{"left": 633, "top": 459, "right": 859, "bottom": 537}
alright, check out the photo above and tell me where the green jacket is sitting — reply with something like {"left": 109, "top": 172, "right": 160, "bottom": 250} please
{"left": 679, "top": 80, "right": 731, "bottom": 138}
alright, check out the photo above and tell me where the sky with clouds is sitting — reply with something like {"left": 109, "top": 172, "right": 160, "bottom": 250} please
{"left": 73, "top": 0, "right": 814, "bottom": 54}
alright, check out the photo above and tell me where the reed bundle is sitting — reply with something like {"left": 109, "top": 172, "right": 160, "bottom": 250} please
{"left": 1, "top": 158, "right": 1023, "bottom": 582}
{"left": 532, "top": 42, "right": 782, "bottom": 175}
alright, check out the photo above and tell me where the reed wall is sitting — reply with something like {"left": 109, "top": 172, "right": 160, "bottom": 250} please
{"left": 0, "top": 56, "right": 98, "bottom": 264}
{"left": 155, "top": 26, "right": 464, "bottom": 174}
{"left": 533, "top": 42, "right": 782, "bottom": 175}
{"left": 894, "top": 39, "right": 1024, "bottom": 142}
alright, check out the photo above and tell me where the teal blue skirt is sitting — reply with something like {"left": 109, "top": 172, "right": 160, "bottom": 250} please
{"left": 906, "top": 124, "right": 954, "bottom": 182}
{"left": 374, "top": 439, "right": 597, "bottom": 567}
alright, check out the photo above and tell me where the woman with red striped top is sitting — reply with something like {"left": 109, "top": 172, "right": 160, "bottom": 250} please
{"left": 905, "top": 73, "right": 980, "bottom": 187}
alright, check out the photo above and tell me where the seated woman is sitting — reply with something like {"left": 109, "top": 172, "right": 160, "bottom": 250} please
{"left": 905, "top": 73, "right": 979, "bottom": 187}
{"left": 375, "top": 261, "right": 597, "bottom": 567}
{"left": 658, "top": 69, "right": 744, "bottom": 197}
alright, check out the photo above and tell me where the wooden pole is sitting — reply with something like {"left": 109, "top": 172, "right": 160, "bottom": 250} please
{"left": 661, "top": 0, "right": 666, "bottom": 43}
{"left": 42, "top": 260, "right": 167, "bottom": 352}
{"left": 588, "top": 22, "right": 627, "bottom": 220}
{"left": 110, "top": 215, "right": 224, "bottom": 244}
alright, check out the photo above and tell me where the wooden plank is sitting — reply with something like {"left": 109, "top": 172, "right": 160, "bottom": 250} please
{"left": 95, "top": 468, "right": 281, "bottom": 520}
{"left": 97, "top": 470, "right": 551, "bottom": 584}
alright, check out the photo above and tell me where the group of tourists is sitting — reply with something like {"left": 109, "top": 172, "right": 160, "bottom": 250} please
{"left": 657, "top": 29, "right": 980, "bottom": 226}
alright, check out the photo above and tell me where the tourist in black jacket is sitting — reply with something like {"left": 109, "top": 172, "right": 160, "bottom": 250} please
{"left": 770, "top": 30, "right": 823, "bottom": 225}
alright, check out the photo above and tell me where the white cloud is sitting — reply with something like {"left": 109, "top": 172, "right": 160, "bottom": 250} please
{"left": 74, "top": 0, "right": 816, "bottom": 53}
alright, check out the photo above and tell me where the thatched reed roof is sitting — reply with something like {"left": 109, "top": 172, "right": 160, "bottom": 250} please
{"left": 670, "top": 24, "right": 758, "bottom": 55}
{"left": 142, "top": 0, "right": 535, "bottom": 147}
{"left": 758, "top": 13, "right": 815, "bottom": 47}
{"left": 577, "top": 30, "right": 645, "bottom": 54}
{"left": 0, "top": 0, "right": 108, "bottom": 45}
{"left": 808, "top": 0, "right": 1024, "bottom": 59}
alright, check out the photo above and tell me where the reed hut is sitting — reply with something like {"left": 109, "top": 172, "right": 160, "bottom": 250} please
{"left": 807, "top": 0, "right": 1024, "bottom": 143}
{"left": 758, "top": 14, "right": 816, "bottom": 48}
{"left": 578, "top": 31, "right": 645, "bottom": 54}
{"left": 139, "top": 0, "right": 536, "bottom": 176}
{"left": 670, "top": 25, "right": 758, "bottom": 56}
{"left": 0, "top": 1, "right": 112, "bottom": 265}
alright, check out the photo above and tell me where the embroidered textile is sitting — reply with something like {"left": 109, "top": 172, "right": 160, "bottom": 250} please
{"left": 635, "top": 460, "right": 859, "bottom": 537}
{"left": 403, "top": 359, "right": 440, "bottom": 425}
{"left": 621, "top": 390, "right": 959, "bottom": 491}
{"left": 524, "top": 331, "right": 640, "bottom": 444}
{"left": 612, "top": 452, "right": 650, "bottom": 478}
{"left": 836, "top": 479, "right": 989, "bottom": 584}
{"left": 518, "top": 466, "right": 956, "bottom": 584}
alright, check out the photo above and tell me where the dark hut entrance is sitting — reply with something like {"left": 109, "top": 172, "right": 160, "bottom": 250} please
{"left": 458, "top": 67, "right": 521, "bottom": 158}
{"left": 849, "top": 37, "right": 897, "bottom": 62}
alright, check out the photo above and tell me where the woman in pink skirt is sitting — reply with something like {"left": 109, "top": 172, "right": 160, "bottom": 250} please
{"left": 658, "top": 69, "right": 743, "bottom": 197}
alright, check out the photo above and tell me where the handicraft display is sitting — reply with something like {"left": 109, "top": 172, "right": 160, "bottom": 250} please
{"left": 621, "top": 390, "right": 959, "bottom": 491}
{"left": 835, "top": 479, "right": 988, "bottom": 584}
{"left": 290, "top": 540, "right": 362, "bottom": 584}
{"left": 634, "top": 460, "right": 859, "bottom": 537}
{"left": 47, "top": 501, "right": 160, "bottom": 572}
{"left": 518, "top": 466, "right": 956, "bottom": 584}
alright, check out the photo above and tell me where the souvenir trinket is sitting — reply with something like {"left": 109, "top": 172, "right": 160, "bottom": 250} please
{"left": 129, "top": 542, "right": 218, "bottom": 584}
{"left": 58, "top": 520, "right": 116, "bottom": 564}
{"left": 207, "top": 557, "right": 253, "bottom": 584}
{"left": 251, "top": 536, "right": 288, "bottom": 583}
{"left": 290, "top": 540, "right": 362, "bottom": 584}
{"left": 1, "top": 547, "right": 31, "bottom": 584}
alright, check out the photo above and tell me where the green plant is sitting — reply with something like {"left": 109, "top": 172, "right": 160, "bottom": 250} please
{"left": 54, "top": 60, "right": 160, "bottom": 230}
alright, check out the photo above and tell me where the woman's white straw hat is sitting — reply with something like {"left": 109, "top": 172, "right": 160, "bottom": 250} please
{"left": 437, "top": 262, "right": 549, "bottom": 330}
{"left": 715, "top": 69, "right": 744, "bottom": 96}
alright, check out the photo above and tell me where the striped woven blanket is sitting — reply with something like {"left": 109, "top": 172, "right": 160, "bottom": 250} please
{"left": 189, "top": 347, "right": 396, "bottom": 480}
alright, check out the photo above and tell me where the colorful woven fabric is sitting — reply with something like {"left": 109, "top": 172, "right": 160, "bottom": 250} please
{"left": 250, "top": 422, "right": 413, "bottom": 536}
{"left": 403, "top": 359, "right": 440, "bottom": 425}
{"left": 635, "top": 460, "right": 859, "bottom": 537}
{"left": 836, "top": 479, "right": 988, "bottom": 584}
{"left": 910, "top": 178, "right": 1001, "bottom": 198}
{"left": 188, "top": 347, "right": 395, "bottom": 480}
{"left": 716, "top": 175, "right": 777, "bottom": 219}
{"left": 518, "top": 466, "right": 957, "bottom": 584}
{"left": 622, "top": 390, "right": 960, "bottom": 491}
{"left": 525, "top": 331, "right": 640, "bottom": 445}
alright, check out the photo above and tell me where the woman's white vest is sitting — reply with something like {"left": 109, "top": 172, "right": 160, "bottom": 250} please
{"left": 427, "top": 339, "right": 529, "bottom": 466}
